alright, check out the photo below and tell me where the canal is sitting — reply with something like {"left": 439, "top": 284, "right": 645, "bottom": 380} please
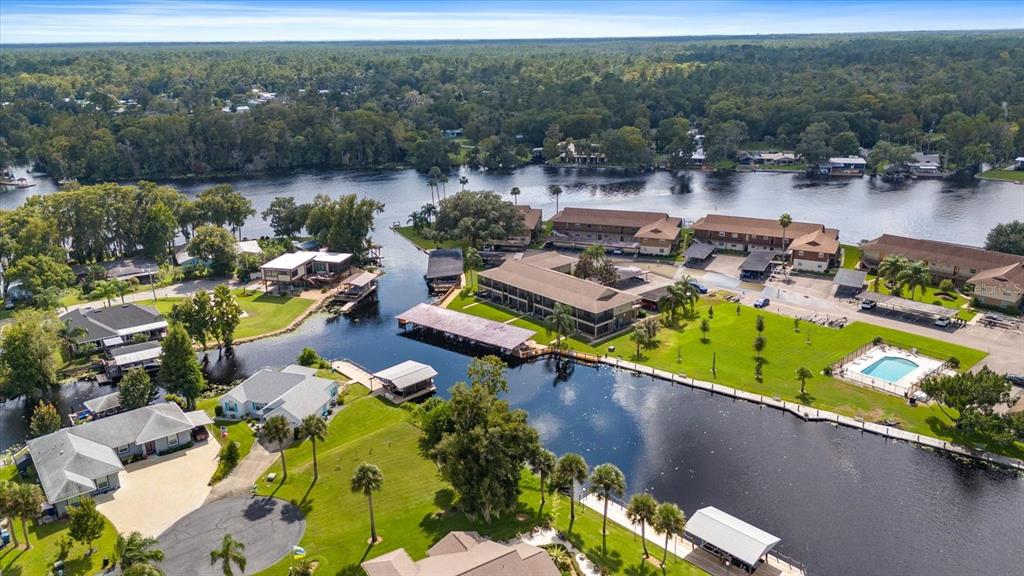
{"left": 2, "top": 165, "right": 1023, "bottom": 575}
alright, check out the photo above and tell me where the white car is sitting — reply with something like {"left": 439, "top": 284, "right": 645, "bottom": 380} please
{"left": 933, "top": 317, "right": 951, "bottom": 327}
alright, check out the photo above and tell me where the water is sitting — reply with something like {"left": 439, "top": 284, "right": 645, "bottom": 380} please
{"left": 861, "top": 356, "right": 919, "bottom": 382}
{"left": 3, "top": 166, "right": 1023, "bottom": 575}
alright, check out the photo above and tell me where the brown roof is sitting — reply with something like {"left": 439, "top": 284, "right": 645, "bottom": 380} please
{"left": 519, "top": 251, "right": 577, "bottom": 270}
{"left": 861, "top": 234, "right": 1024, "bottom": 271}
{"left": 967, "top": 262, "right": 1024, "bottom": 295}
{"left": 693, "top": 214, "right": 836, "bottom": 240}
{"left": 478, "top": 259, "right": 638, "bottom": 314}
{"left": 517, "top": 205, "right": 543, "bottom": 231}
{"left": 550, "top": 207, "right": 672, "bottom": 229}
{"left": 635, "top": 216, "right": 683, "bottom": 241}
{"left": 362, "top": 531, "right": 559, "bottom": 576}
{"left": 789, "top": 228, "right": 840, "bottom": 255}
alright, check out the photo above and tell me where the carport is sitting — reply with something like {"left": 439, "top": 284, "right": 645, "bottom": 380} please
{"left": 833, "top": 269, "right": 868, "bottom": 297}
{"left": 740, "top": 251, "right": 774, "bottom": 281}
{"left": 683, "top": 243, "right": 716, "bottom": 267}
{"left": 870, "top": 293, "right": 958, "bottom": 323}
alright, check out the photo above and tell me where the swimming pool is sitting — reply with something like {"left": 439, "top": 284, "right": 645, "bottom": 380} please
{"left": 860, "top": 356, "right": 920, "bottom": 383}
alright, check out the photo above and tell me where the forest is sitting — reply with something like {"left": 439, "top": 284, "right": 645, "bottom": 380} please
{"left": 1, "top": 31, "right": 1023, "bottom": 179}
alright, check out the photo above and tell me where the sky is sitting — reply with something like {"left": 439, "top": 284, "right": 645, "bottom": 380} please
{"left": 1, "top": 0, "right": 1021, "bottom": 44}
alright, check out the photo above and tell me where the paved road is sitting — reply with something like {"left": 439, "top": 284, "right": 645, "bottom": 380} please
{"left": 158, "top": 496, "right": 305, "bottom": 576}
{"left": 64, "top": 278, "right": 241, "bottom": 312}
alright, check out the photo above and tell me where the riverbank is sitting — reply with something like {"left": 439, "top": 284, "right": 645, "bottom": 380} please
{"left": 978, "top": 169, "right": 1024, "bottom": 183}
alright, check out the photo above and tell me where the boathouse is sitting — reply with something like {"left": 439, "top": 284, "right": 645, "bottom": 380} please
{"left": 259, "top": 251, "right": 352, "bottom": 293}
{"left": 396, "top": 303, "right": 534, "bottom": 355}
{"left": 684, "top": 506, "right": 782, "bottom": 573}
{"left": 424, "top": 249, "right": 463, "bottom": 293}
{"left": 371, "top": 361, "right": 438, "bottom": 403}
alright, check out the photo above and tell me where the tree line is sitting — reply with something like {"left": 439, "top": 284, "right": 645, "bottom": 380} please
{"left": 2, "top": 33, "right": 1021, "bottom": 179}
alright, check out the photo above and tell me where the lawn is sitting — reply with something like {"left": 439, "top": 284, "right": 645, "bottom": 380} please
{"left": 253, "top": 392, "right": 706, "bottom": 576}
{"left": 150, "top": 288, "right": 315, "bottom": 341}
{"left": 753, "top": 163, "right": 807, "bottom": 171}
{"left": 196, "top": 397, "right": 257, "bottom": 463}
{"left": 393, "top": 225, "right": 470, "bottom": 251}
{"left": 840, "top": 244, "right": 862, "bottom": 269}
{"left": 0, "top": 467, "right": 119, "bottom": 576}
{"left": 446, "top": 293, "right": 598, "bottom": 352}
{"left": 978, "top": 169, "right": 1024, "bottom": 182}
{"left": 863, "top": 276, "right": 976, "bottom": 320}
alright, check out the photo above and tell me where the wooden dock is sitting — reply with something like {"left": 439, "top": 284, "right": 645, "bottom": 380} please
{"left": 331, "top": 359, "right": 379, "bottom": 391}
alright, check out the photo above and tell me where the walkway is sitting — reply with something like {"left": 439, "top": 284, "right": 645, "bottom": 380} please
{"left": 205, "top": 441, "right": 278, "bottom": 503}
{"left": 332, "top": 359, "right": 378, "bottom": 391}
{"left": 509, "top": 527, "right": 603, "bottom": 576}
{"left": 580, "top": 494, "right": 804, "bottom": 576}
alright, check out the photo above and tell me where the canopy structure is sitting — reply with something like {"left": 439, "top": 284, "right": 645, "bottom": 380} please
{"left": 683, "top": 243, "right": 716, "bottom": 261}
{"left": 685, "top": 506, "right": 781, "bottom": 569}
{"left": 871, "top": 293, "right": 957, "bottom": 319}
{"left": 833, "top": 269, "right": 868, "bottom": 297}
{"left": 397, "top": 303, "right": 533, "bottom": 352}
{"left": 108, "top": 341, "right": 162, "bottom": 367}
{"left": 373, "top": 361, "right": 438, "bottom": 392}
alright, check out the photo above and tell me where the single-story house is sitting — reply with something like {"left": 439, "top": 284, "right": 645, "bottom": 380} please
{"left": 362, "top": 531, "right": 559, "bottom": 576}
{"left": 967, "top": 262, "right": 1024, "bottom": 310}
{"left": 219, "top": 365, "right": 340, "bottom": 427}
{"left": 371, "top": 361, "right": 438, "bottom": 403}
{"left": 71, "top": 257, "right": 160, "bottom": 284}
{"left": 909, "top": 152, "right": 942, "bottom": 177}
{"left": 827, "top": 156, "right": 867, "bottom": 175}
{"left": 425, "top": 249, "right": 463, "bottom": 293}
{"left": 60, "top": 304, "right": 168, "bottom": 352}
{"left": 26, "top": 403, "right": 212, "bottom": 516}
{"left": 259, "top": 251, "right": 352, "bottom": 293}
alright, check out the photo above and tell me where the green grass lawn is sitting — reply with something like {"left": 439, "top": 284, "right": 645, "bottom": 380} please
{"left": 754, "top": 163, "right": 807, "bottom": 171}
{"left": 253, "top": 392, "right": 706, "bottom": 576}
{"left": 196, "top": 397, "right": 257, "bottom": 463}
{"left": 863, "top": 277, "right": 976, "bottom": 320}
{"left": 149, "top": 288, "right": 315, "bottom": 341}
{"left": 978, "top": 169, "right": 1024, "bottom": 182}
{"left": 394, "top": 226, "right": 470, "bottom": 251}
{"left": 841, "top": 244, "right": 862, "bottom": 269}
{"left": 446, "top": 293, "right": 598, "bottom": 352}
{"left": 0, "top": 467, "right": 119, "bottom": 576}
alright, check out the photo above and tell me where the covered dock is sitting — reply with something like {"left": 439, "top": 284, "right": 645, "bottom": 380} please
{"left": 683, "top": 243, "right": 716, "bottom": 267}
{"left": 425, "top": 249, "right": 464, "bottom": 293}
{"left": 833, "top": 269, "right": 868, "bottom": 297}
{"left": 335, "top": 269, "right": 381, "bottom": 313}
{"left": 396, "top": 303, "right": 534, "bottom": 354}
{"left": 372, "top": 360, "right": 438, "bottom": 404}
{"left": 103, "top": 340, "right": 162, "bottom": 378}
{"left": 740, "top": 251, "right": 775, "bottom": 281}
{"left": 685, "top": 506, "right": 782, "bottom": 573}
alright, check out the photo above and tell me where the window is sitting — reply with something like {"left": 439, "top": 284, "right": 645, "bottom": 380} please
{"left": 731, "top": 233, "right": 738, "bottom": 239}
{"left": 96, "top": 476, "right": 109, "bottom": 490}
{"left": 117, "top": 445, "right": 131, "bottom": 455}
{"left": 168, "top": 435, "right": 179, "bottom": 447}
{"left": 798, "top": 250, "right": 805, "bottom": 256}
{"left": 718, "top": 231, "right": 725, "bottom": 237}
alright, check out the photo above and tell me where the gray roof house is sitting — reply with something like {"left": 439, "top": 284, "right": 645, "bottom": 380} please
{"left": 26, "top": 403, "right": 212, "bottom": 516}
{"left": 219, "top": 365, "right": 340, "bottom": 427}
{"left": 60, "top": 304, "right": 168, "bottom": 350}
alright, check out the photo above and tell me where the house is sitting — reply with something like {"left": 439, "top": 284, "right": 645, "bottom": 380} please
{"left": 71, "top": 257, "right": 160, "bottom": 284}
{"left": 692, "top": 214, "right": 840, "bottom": 272}
{"left": 758, "top": 151, "right": 799, "bottom": 165}
{"left": 825, "top": 156, "right": 867, "bottom": 176}
{"left": 549, "top": 207, "right": 682, "bottom": 256}
{"left": 967, "top": 262, "right": 1024, "bottom": 310}
{"left": 909, "top": 152, "right": 942, "bottom": 177}
{"left": 558, "top": 141, "right": 607, "bottom": 165}
{"left": 236, "top": 240, "right": 264, "bottom": 256}
{"left": 219, "top": 365, "right": 340, "bottom": 427}
{"left": 259, "top": 251, "right": 352, "bottom": 293}
{"left": 860, "top": 234, "right": 1024, "bottom": 284}
{"left": 26, "top": 403, "right": 212, "bottom": 516}
{"left": 362, "top": 531, "right": 559, "bottom": 576}
{"left": 425, "top": 249, "right": 463, "bottom": 293}
{"left": 371, "top": 361, "right": 438, "bottom": 403}
{"left": 442, "top": 128, "right": 464, "bottom": 138}
{"left": 488, "top": 205, "right": 543, "bottom": 250}
{"left": 477, "top": 257, "right": 640, "bottom": 339}
{"left": 60, "top": 304, "right": 168, "bottom": 352}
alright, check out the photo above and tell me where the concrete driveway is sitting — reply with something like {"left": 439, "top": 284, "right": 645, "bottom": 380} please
{"left": 95, "top": 438, "right": 220, "bottom": 537}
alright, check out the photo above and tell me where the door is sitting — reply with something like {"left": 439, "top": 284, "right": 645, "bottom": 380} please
{"left": 144, "top": 441, "right": 156, "bottom": 456}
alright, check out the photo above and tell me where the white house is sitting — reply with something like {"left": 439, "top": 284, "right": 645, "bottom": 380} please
{"left": 219, "top": 365, "right": 340, "bottom": 427}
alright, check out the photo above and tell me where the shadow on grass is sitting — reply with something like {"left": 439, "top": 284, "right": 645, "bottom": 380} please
{"left": 796, "top": 391, "right": 816, "bottom": 405}
{"left": 563, "top": 529, "right": 625, "bottom": 575}
{"left": 252, "top": 293, "right": 295, "bottom": 304}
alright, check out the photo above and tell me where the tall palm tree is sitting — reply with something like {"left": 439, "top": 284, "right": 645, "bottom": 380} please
{"left": 554, "top": 453, "right": 588, "bottom": 525}
{"left": 545, "top": 303, "right": 575, "bottom": 349}
{"left": 111, "top": 278, "right": 132, "bottom": 304}
{"left": 298, "top": 414, "right": 328, "bottom": 481}
{"left": 14, "top": 484, "right": 43, "bottom": 549}
{"left": 209, "top": 534, "right": 246, "bottom": 576}
{"left": 651, "top": 502, "right": 686, "bottom": 567}
{"left": 116, "top": 531, "right": 165, "bottom": 570}
{"left": 549, "top": 185, "right": 563, "bottom": 213}
{"left": 91, "top": 280, "right": 118, "bottom": 307}
{"left": 351, "top": 462, "right": 384, "bottom": 543}
{"left": 510, "top": 186, "right": 521, "bottom": 205}
{"left": 420, "top": 203, "right": 437, "bottom": 224}
{"left": 123, "top": 565, "right": 165, "bottom": 576}
{"left": 459, "top": 175, "right": 469, "bottom": 191}
{"left": 778, "top": 212, "right": 793, "bottom": 253}
{"left": 590, "top": 463, "right": 626, "bottom": 538}
{"left": 877, "top": 254, "right": 909, "bottom": 295}
{"left": 795, "top": 366, "right": 813, "bottom": 395}
{"left": 897, "top": 260, "right": 932, "bottom": 300}
{"left": 463, "top": 247, "right": 484, "bottom": 289}
{"left": 438, "top": 172, "right": 449, "bottom": 199}
{"left": 290, "top": 557, "right": 316, "bottom": 576}
{"left": 626, "top": 493, "right": 659, "bottom": 558}
{"left": 262, "top": 415, "right": 291, "bottom": 480}
{"left": 58, "top": 319, "right": 87, "bottom": 358}
{"left": 530, "top": 448, "right": 557, "bottom": 509}
{"left": 427, "top": 176, "right": 437, "bottom": 206}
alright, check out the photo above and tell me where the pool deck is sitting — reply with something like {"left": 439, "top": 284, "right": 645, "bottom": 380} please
{"left": 838, "top": 344, "right": 947, "bottom": 397}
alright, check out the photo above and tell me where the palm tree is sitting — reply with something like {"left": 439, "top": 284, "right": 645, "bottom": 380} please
{"left": 778, "top": 212, "right": 793, "bottom": 253}
{"left": 510, "top": 186, "right": 521, "bottom": 205}
{"left": 123, "top": 565, "right": 165, "bottom": 576}
{"left": 262, "top": 415, "right": 291, "bottom": 480}
{"left": 351, "top": 462, "right": 384, "bottom": 544}
{"left": 877, "top": 254, "right": 909, "bottom": 295}
{"left": 210, "top": 534, "right": 246, "bottom": 576}
{"left": 554, "top": 453, "right": 588, "bottom": 525}
{"left": 438, "top": 172, "right": 449, "bottom": 199}
{"left": 459, "top": 175, "right": 469, "bottom": 191}
{"left": 795, "top": 366, "right": 814, "bottom": 395}
{"left": 651, "top": 502, "right": 686, "bottom": 567}
{"left": 626, "top": 493, "right": 659, "bottom": 558}
{"left": 298, "top": 414, "right": 328, "bottom": 481}
{"left": 590, "top": 463, "right": 626, "bottom": 538}
{"left": 753, "top": 335, "right": 766, "bottom": 359}
{"left": 91, "top": 280, "right": 118, "bottom": 307}
{"left": 290, "top": 557, "right": 316, "bottom": 576}
{"left": 116, "top": 531, "right": 165, "bottom": 570}
{"left": 463, "top": 247, "right": 483, "bottom": 289}
{"left": 530, "top": 448, "right": 557, "bottom": 509}
{"left": 13, "top": 484, "right": 43, "bottom": 549}
{"left": 420, "top": 203, "right": 437, "bottom": 224}
{"left": 58, "top": 319, "right": 87, "bottom": 358}
{"left": 897, "top": 260, "right": 932, "bottom": 300}
{"left": 428, "top": 165, "right": 443, "bottom": 204}
{"left": 111, "top": 278, "right": 132, "bottom": 304}
{"left": 427, "top": 176, "right": 437, "bottom": 206}
{"left": 630, "top": 328, "right": 650, "bottom": 359}
{"left": 545, "top": 303, "right": 575, "bottom": 349}
{"left": 549, "top": 184, "right": 563, "bottom": 213}
{"left": 547, "top": 546, "right": 572, "bottom": 572}
{"left": 408, "top": 211, "right": 428, "bottom": 231}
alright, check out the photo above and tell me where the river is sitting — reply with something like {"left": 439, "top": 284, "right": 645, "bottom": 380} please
{"left": 2, "top": 165, "right": 1023, "bottom": 575}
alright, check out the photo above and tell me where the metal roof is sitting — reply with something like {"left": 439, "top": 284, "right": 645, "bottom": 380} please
{"left": 373, "top": 361, "right": 438, "bottom": 391}
{"left": 740, "top": 251, "right": 775, "bottom": 272}
{"left": 685, "top": 506, "right": 781, "bottom": 567}
{"left": 426, "top": 249, "right": 464, "bottom": 279}
{"left": 833, "top": 269, "right": 868, "bottom": 289}
{"left": 871, "top": 293, "right": 958, "bottom": 319}
{"left": 108, "top": 340, "right": 163, "bottom": 366}
{"left": 84, "top": 392, "right": 121, "bottom": 414}
{"left": 684, "top": 243, "right": 716, "bottom": 260}
{"left": 397, "top": 303, "right": 534, "bottom": 351}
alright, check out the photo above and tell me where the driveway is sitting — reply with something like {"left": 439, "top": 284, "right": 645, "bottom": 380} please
{"left": 158, "top": 497, "right": 306, "bottom": 576}
{"left": 95, "top": 438, "right": 219, "bottom": 537}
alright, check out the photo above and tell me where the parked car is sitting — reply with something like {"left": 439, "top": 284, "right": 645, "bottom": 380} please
{"left": 191, "top": 426, "right": 209, "bottom": 442}
{"left": 933, "top": 317, "right": 951, "bottom": 327}
{"left": 753, "top": 297, "right": 770, "bottom": 308}
{"left": 860, "top": 299, "right": 877, "bottom": 310}
{"left": 1005, "top": 375, "right": 1024, "bottom": 387}
{"left": 611, "top": 248, "right": 624, "bottom": 255}
{"left": 689, "top": 281, "right": 709, "bottom": 294}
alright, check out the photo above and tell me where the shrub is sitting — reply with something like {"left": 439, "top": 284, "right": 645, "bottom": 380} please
{"left": 211, "top": 441, "right": 241, "bottom": 484}
{"left": 822, "top": 366, "right": 834, "bottom": 376}
{"left": 164, "top": 393, "right": 187, "bottom": 409}
{"left": 214, "top": 404, "right": 224, "bottom": 418}
{"left": 872, "top": 336, "right": 884, "bottom": 345}
{"left": 297, "top": 347, "right": 320, "bottom": 367}
{"left": 938, "top": 279, "right": 955, "bottom": 293}
{"left": 947, "top": 356, "right": 961, "bottom": 369}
